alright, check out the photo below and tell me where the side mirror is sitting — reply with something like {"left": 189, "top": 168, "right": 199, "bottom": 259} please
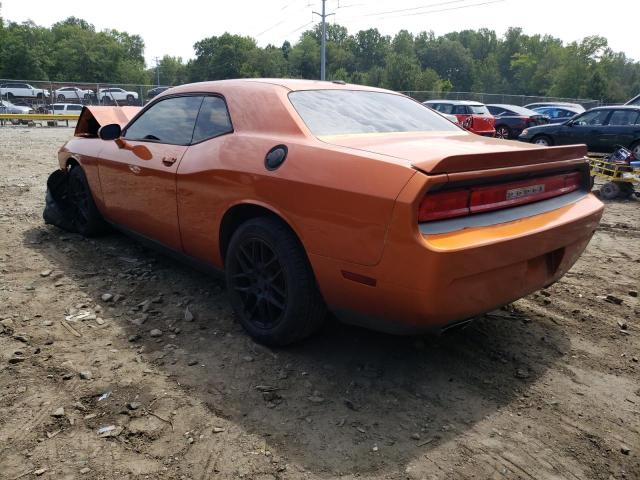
{"left": 98, "top": 123, "right": 122, "bottom": 141}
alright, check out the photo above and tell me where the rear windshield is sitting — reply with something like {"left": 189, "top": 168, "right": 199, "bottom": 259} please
{"left": 289, "top": 90, "right": 459, "bottom": 136}
{"left": 468, "top": 105, "right": 489, "bottom": 114}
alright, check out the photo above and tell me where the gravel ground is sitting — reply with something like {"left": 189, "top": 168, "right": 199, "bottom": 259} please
{"left": 0, "top": 125, "right": 638, "bottom": 480}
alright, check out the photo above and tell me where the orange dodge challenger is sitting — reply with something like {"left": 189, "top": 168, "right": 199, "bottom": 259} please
{"left": 44, "top": 79, "right": 604, "bottom": 345}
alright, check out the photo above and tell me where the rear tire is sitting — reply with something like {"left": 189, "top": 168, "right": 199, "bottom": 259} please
{"left": 66, "top": 166, "right": 108, "bottom": 236}
{"left": 630, "top": 141, "right": 640, "bottom": 159}
{"left": 225, "top": 217, "right": 326, "bottom": 346}
{"left": 495, "top": 125, "right": 511, "bottom": 139}
{"left": 533, "top": 135, "right": 553, "bottom": 146}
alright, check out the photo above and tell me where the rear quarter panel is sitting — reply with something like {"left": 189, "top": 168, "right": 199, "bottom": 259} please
{"left": 176, "top": 134, "right": 416, "bottom": 267}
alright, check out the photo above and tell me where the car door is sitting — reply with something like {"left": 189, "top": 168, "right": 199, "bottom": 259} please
{"left": 555, "top": 109, "right": 611, "bottom": 150}
{"left": 176, "top": 95, "right": 235, "bottom": 262}
{"left": 98, "top": 95, "right": 204, "bottom": 250}
{"left": 601, "top": 109, "right": 640, "bottom": 151}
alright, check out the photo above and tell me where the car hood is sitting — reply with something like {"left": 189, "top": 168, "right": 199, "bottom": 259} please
{"left": 522, "top": 122, "right": 563, "bottom": 134}
{"left": 319, "top": 131, "right": 586, "bottom": 174}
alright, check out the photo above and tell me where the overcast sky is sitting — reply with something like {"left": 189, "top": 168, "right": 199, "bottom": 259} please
{"left": 2, "top": 0, "right": 638, "bottom": 66}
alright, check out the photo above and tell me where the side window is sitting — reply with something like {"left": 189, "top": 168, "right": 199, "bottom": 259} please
{"left": 192, "top": 96, "right": 233, "bottom": 143}
{"left": 574, "top": 110, "right": 609, "bottom": 126}
{"left": 607, "top": 110, "right": 639, "bottom": 126}
{"left": 68, "top": 105, "right": 82, "bottom": 111}
{"left": 124, "top": 96, "right": 203, "bottom": 145}
{"left": 438, "top": 104, "right": 454, "bottom": 114}
{"left": 53, "top": 105, "right": 64, "bottom": 111}
{"left": 453, "top": 105, "right": 468, "bottom": 115}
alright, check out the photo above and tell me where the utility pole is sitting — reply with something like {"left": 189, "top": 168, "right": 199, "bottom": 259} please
{"left": 154, "top": 56, "right": 161, "bottom": 86}
{"left": 313, "top": 0, "right": 334, "bottom": 81}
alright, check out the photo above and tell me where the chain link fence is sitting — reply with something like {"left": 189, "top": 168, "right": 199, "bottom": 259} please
{"left": 0, "top": 78, "right": 602, "bottom": 114}
{"left": 0, "top": 79, "right": 169, "bottom": 113}
{"left": 401, "top": 90, "right": 600, "bottom": 109}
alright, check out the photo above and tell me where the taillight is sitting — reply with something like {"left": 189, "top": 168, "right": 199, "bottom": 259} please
{"left": 418, "top": 189, "right": 470, "bottom": 222}
{"left": 419, "top": 172, "right": 583, "bottom": 223}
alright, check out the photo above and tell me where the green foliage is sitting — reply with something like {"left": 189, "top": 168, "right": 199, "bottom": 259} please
{"left": 0, "top": 12, "right": 639, "bottom": 103}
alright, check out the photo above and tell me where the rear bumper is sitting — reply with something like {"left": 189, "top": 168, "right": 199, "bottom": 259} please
{"left": 311, "top": 192, "right": 603, "bottom": 333}
{"left": 474, "top": 130, "right": 496, "bottom": 137}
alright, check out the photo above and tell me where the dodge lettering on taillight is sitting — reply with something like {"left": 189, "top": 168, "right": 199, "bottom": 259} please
{"left": 506, "top": 184, "right": 545, "bottom": 200}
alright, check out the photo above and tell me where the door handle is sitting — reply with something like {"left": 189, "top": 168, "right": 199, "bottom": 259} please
{"left": 162, "top": 156, "right": 177, "bottom": 166}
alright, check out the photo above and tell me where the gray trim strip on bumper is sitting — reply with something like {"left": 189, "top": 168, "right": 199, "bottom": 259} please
{"left": 419, "top": 190, "right": 588, "bottom": 235}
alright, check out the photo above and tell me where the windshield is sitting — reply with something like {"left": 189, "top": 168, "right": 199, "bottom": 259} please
{"left": 289, "top": 90, "right": 460, "bottom": 136}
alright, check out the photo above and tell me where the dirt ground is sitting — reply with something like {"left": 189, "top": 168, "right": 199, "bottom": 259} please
{"left": 0, "top": 126, "right": 638, "bottom": 480}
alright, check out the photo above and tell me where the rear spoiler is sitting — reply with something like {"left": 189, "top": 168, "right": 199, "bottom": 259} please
{"left": 416, "top": 145, "right": 588, "bottom": 175}
{"left": 75, "top": 106, "right": 141, "bottom": 137}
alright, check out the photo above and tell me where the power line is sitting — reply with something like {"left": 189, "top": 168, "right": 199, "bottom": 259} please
{"left": 362, "top": 0, "right": 477, "bottom": 17}
{"left": 337, "top": 0, "right": 506, "bottom": 21}
{"left": 284, "top": 20, "right": 315, "bottom": 37}
{"left": 256, "top": 1, "right": 314, "bottom": 39}
{"left": 389, "top": 0, "right": 506, "bottom": 18}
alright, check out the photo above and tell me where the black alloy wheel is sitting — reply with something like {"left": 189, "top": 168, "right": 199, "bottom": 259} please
{"left": 65, "top": 166, "right": 108, "bottom": 236}
{"left": 230, "top": 237, "right": 287, "bottom": 329}
{"left": 225, "top": 217, "right": 326, "bottom": 346}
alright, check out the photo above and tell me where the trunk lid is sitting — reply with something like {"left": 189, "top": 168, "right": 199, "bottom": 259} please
{"left": 319, "top": 132, "right": 586, "bottom": 174}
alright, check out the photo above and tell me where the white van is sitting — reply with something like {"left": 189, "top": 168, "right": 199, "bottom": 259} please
{"left": 49, "top": 103, "right": 83, "bottom": 116}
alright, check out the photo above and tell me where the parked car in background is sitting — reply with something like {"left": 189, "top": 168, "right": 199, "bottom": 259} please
{"left": 0, "top": 99, "right": 35, "bottom": 125}
{"left": 98, "top": 88, "right": 139, "bottom": 105}
{"left": 48, "top": 103, "right": 84, "bottom": 116}
{"left": 54, "top": 86, "right": 93, "bottom": 102}
{"left": 44, "top": 79, "right": 603, "bottom": 345}
{"left": 532, "top": 106, "right": 582, "bottom": 124}
{"left": 0, "top": 82, "right": 50, "bottom": 99}
{"left": 518, "top": 106, "right": 640, "bottom": 156}
{"left": 0, "top": 99, "right": 34, "bottom": 114}
{"left": 625, "top": 94, "right": 640, "bottom": 106}
{"left": 524, "top": 102, "right": 585, "bottom": 113}
{"left": 486, "top": 104, "right": 550, "bottom": 139}
{"left": 423, "top": 100, "right": 495, "bottom": 136}
{"left": 424, "top": 105, "right": 460, "bottom": 125}
{"left": 147, "top": 86, "right": 170, "bottom": 99}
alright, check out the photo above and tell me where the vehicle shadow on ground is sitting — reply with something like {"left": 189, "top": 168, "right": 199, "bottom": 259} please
{"left": 26, "top": 225, "right": 570, "bottom": 476}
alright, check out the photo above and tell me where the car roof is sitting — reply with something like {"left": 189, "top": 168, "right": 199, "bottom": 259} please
{"left": 533, "top": 105, "right": 582, "bottom": 112}
{"left": 424, "top": 99, "right": 484, "bottom": 105}
{"left": 589, "top": 105, "right": 640, "bottom": 111}
{"left": 169, "top": 78, "right": 392, "bottom": 95}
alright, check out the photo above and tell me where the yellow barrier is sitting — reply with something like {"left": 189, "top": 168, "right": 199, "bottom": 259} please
{"left": 0, "top": 113, "right": 79, "bottom": 121}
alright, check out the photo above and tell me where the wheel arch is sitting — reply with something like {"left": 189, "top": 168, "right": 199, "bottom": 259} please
{"left": 65, "top": 157, "right": 80, "bottom": 170}
{"left": 218, "top": 202, "right": 306, "bottom": 266}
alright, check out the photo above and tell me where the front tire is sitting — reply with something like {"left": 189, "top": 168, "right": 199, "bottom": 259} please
{"left": 66, "top": 166, "right": 108, "bottom": 236}
{"left": 57, "top": 94, "right": 66, "bottom": 102}
{"left": 630, "top": 141, "right": 640, "bottom": 159}
{"left": 225, "top": 217, "right": 326, "bottom": 346}
{"left": 126, "top": 94, "right": 135, "bottom": 105}
{"left": 532, "top": 135, "right": 553, "bottom": 146}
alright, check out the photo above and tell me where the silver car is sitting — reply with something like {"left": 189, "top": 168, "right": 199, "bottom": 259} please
{"left": 0, "top": 99, "right": 33, "bottom": 114}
